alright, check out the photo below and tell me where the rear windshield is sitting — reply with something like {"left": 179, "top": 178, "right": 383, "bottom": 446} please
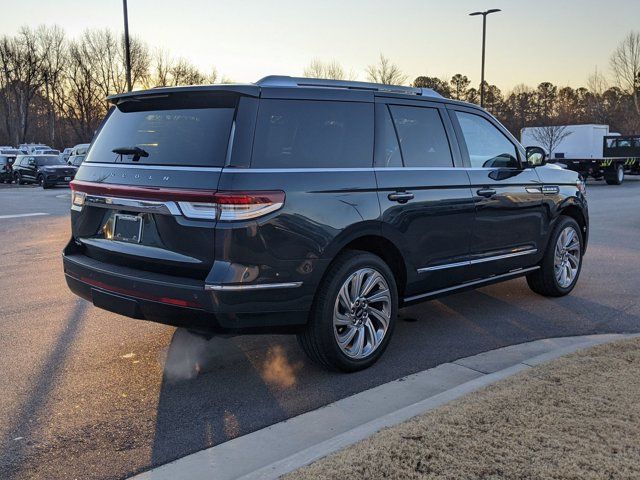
{"left": 85, "top": 93, "right": 237, "bottom": 167}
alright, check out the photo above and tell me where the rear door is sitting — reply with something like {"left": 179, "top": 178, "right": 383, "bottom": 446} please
{"left": 449, "top": 107, "right": 545, "bottom": 276}
{"left": 374, "top": 99, "right": 475, "bottom": 296}
{"left": 70, "top": 90, "right": 252, "bottom": 280}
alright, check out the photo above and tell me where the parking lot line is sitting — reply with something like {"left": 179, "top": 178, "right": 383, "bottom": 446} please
{"left": 0, "top": 212, "right": 49, "bottom": 220}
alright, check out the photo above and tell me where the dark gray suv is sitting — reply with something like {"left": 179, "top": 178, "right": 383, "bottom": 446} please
{"left": 63, "top": 76, "right": 588, "bottom": 371}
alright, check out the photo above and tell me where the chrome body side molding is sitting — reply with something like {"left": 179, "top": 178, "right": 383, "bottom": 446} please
{"left": 417, "top": 248, "right": 537, "bottom": 274}
{"left": 404, "top": 266, "right": 540, "bottom": 304}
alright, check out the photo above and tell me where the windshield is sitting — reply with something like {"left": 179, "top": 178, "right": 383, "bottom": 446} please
{"left": 86, "top": 93, "right": 237, "bottom": 167}
{"left": 37, "top": 157, "right": 66, "bottom": 166}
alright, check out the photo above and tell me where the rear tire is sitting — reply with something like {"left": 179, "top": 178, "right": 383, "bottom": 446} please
{"left": 297, "top": 250, "right": 398, "bottom": 372}
{"left": 527, "top": 216, "right": 583, "bottom": 297}
{"left": 38, "top": 174, "right": 50, "bottom": 189}
{"left": 605, "top": 164, "right": 624, "bottom": 185}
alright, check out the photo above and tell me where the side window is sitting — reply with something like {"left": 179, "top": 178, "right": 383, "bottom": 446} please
{"left": 251, "top": 99, "right": 373, "bottom": 168}
{"left": 388, "top": 105, "right": 453, "bottom": 168}
{"left": 374, "top": 104, "right": 402, "bottom": 168}
{"left": 455, "top": 111, "right": 519, "bottom": 168}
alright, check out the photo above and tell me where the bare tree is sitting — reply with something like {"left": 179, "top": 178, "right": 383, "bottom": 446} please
{"left": 57, "top": 37, "right": 104, "bottom": 142}
{"left": 304, "top": 59, "right": 354, "bottom": 80}
{"left": 37, "top": 25, "right": 66, "bottom": 145}
{"left": 366, "top": 54, "right": 407, "bottom": 85}
{"left": 530, "top": 125, "right": 572, "bottom": 157}
{"left": 586, "top": 68, "right": 610, "bottom": 123}
{"left": 610, "top": 31, "right": 640, "bottom": 115}
{"left": 146, "top": 49, "right": 215, "bottom": 87}
{"left": 0, "top": 27, "right": 49, "bottom": 144}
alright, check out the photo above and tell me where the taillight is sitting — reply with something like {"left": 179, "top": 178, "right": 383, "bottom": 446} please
{"left": 178, "top": 191, "right": 285, "bottom": 221}
{"left": 70, "top": 182, "right": 86, "bottom": 211}
{"left": 69, "top": 180, "right": 285, "bottom": 221}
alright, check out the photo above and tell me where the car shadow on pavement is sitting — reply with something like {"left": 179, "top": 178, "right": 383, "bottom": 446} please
{"left": 149, "top": 328, "right": 302, "bottom": 470}
{"left": 0, "top": 300, "right": 87, "bottom": 479}
{"left": 144, "top": 282, "right": 640, "bottom": 477}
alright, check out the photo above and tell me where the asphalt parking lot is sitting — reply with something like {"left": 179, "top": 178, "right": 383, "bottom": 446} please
{"left": 1, "top": 178, "right": 639, "bottom": 480}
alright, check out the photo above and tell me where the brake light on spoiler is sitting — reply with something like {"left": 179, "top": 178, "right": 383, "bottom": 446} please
{"left": 69, "top": 180, "right": 285, "bottom": 220}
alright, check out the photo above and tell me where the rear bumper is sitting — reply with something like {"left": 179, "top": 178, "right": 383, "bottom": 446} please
{"left": 63, "top": 246, "right": 312, "bottom": 334}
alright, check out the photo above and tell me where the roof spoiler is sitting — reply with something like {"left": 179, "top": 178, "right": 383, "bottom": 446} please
{"left": 256, "top": 75, "right": 443, "bottom": 98}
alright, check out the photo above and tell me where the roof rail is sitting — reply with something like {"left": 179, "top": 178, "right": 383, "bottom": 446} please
{"left": 256, "top": 75, "right": 442, "bottom": 98}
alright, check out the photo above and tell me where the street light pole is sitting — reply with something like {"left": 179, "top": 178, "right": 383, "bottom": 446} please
{"left": 469, "top": 9, "right": 501, "bottom": 108}
{"left": 122, "top": 0, "right": 132, "bottom": 92}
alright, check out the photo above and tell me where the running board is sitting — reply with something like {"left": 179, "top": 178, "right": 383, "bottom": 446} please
{"left": 403, "top": 266, "right": 540, "bottom": 305}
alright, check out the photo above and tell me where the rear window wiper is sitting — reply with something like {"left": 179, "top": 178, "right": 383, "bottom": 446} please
{"left": 112, "top": 146, "right": 149, "bottom": 161}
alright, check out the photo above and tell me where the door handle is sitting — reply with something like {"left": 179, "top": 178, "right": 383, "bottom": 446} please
{"left": 476, "top": 188, "right": 496, "bottom": 198}
{"left": 388, "top": 192, "right": 414, "bottom": 203}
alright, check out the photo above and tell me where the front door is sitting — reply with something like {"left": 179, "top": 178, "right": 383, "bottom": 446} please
{"left": 450, "top": 107, "right": 545, "bottom": 277}
{"left": 374, "top": 101, "right": 476, "bottom": 297}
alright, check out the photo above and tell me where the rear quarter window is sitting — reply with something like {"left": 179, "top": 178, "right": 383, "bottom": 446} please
{"left": 251, "top": 99, "right": 373, "bottom": 169}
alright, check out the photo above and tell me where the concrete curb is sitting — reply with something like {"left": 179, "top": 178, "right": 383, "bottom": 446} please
{"left": 130, "top": 333, "right": 638, "bottom": 480}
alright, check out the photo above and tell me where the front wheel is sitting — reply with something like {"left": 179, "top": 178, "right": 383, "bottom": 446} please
{"left": 527, "top": 216, "right": 583, "bottom": 297}
{"left": 297, "top": 251, "right": 398, "bottom": 372}
{"left": 15, "top": 173, "right": 23, "bottom": 185}
{"left": 605, "top": 164, "right": 624, "bottom": 185}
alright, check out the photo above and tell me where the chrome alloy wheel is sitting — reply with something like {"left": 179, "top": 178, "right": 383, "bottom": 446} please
{"left": 554, "top": 226, "right": 581, "bottom": 288}
{"left": 333, "top": 268, "right": 391, "bottom": 359}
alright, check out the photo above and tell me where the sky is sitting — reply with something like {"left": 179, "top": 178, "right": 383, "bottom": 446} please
{"left": 1, "top": 0, "right": 639, "bottom": 92}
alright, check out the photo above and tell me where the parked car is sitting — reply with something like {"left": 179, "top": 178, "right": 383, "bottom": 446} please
{"left": 0, "top": 155, "right": 14, "bottom": 183}
{"left": 0, "top": 148, "right": 20, "bottom": 168}
{"left": 40, "top": 149, "right": 61, "bottom": 156}
{"left": 61, "top": 147, "right": 74, "bottom": 162}
{"left": 63, "top": 76, "right": 589, "bottom": 372}
{"left": 13, "top": 154, "right": 77, "bottom": 188}
{"left": 0, "top": 147, "right": 20, "bottom": 155}
{"left": 68, "top": 153, "right": 86, "bottom": 167}
{"left": 67, "top": 143, "right": 90, "bottom": 166}
{"left": 18, "top": 143, "right": 49, "bottom": 154}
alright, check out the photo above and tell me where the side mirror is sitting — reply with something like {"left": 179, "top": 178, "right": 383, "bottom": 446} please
{"left": 525, "top": 146, "right": 546, "bottom": 167}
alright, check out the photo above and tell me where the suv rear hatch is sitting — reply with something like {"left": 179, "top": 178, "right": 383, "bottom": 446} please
{"left": 69, "top": 88, "right": 250, "bottom": 280}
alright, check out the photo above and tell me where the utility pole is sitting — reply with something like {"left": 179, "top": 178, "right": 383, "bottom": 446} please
{"left": 469, "top": 9, "right": 501, "bottom": 108}
{"left": 123, "top": 0, "right": 132, "bottom": 92}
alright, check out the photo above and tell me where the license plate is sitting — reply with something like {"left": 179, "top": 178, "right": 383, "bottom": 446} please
{"left": 64, "top": 176, "right": 71, "bottom": 181}
{"left": 113, "top": 214, "right": 143, "bottom": 243}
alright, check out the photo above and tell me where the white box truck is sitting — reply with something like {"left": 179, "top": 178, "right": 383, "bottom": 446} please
{"left": 521, "top": 125, "right": 640, "bottom": 185}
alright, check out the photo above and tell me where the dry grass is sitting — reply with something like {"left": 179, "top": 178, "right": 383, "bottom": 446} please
{"left": 286, "top": 338, "right": 640, "bottom": 480}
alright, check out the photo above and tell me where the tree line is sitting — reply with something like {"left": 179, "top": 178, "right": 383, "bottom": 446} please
{"left": 1, "top": 26, "right": 639, "bottom": 149}
{"left": 0, "top": 25, "right": 230, "bottom": 148}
